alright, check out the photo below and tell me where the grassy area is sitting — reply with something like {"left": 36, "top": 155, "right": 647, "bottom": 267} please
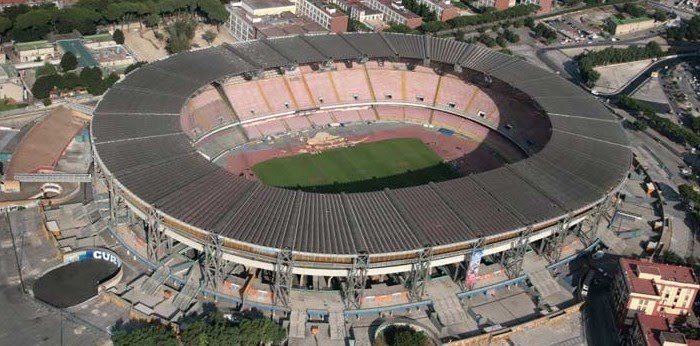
{"left": 0, "top": 99, "right": 26, "bottom": 112}
{"left": 252, "top": 138, "right": 460, "bottom": 193}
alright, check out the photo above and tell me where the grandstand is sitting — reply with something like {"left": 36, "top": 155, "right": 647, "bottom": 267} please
{"left": 91, "top": 33, "right": 631, "bottom": 310}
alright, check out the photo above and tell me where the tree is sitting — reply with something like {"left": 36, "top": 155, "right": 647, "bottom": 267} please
{"left": 111, "top": 323, "right": 178, "bottom": 346}
{"left": 679, "top": 184, "right": 700, "bottom": 208}
{"left": 0, "top": 16, "right": 12, "bottom": 35}
{"left": 421, "top": 21, "right": 450, "bottom": 33}
{"left": 237, "top": 318, "right": 286, "bottom": 346}
{"left": 113, "top": 29, "right": 125, "bottom": 44}
{"left": 667, "top": 15, "right": 700, "bottom": 41}
{"left": 384, "top": 24, "right": 417, "bottom": 34}
{"left": 378, "top": 325, "right": 431, "bottom": 346}
{"left": 31, "top": 74, "right": 60, "bottom": 99}
{"left": 523, "top": 16, "right": 535, "bottom": 29}
{"left": 652, "top": 9, "right": 667, "bottom": 22}
{"left": 36, "top": 62, "right": 57, "bottom": 77}
{"left": 202, "top": 29, "right": 217, "bottom": 44}
{"left": 631, "top": 119, "right": 648, "bottom": 131}
{"left": 124, "top": 61, "right": 147, "bottom": 75}
{"left": 60, "top": 52, "right": 78, "bottom": 71}
{"left": 165, "top": 19, "right": 196, "bottom": 53}
{"left": 144, "top": 14, "right": 160, "bottom": 27}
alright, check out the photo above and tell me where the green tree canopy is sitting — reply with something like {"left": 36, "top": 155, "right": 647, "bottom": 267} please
{"left": 202, "top": 29, "right": 217, "bottom": 44}
{"left": 237, "top": 318, "right": 286, "bottom": 346}
{"left": 421, "top": 21, "right": 450, "bottom": 33}
{"left": 113, "top": 28, "right": 125, "bottom": 44}
{"left": 112, "top": 323, "right": 178, "bottom": 346}
{"left": 166, "top": 19, "right": 196, "bottom": 53}
{"left": 60, "top": 52, "right": 79, "bottom": 71}
{"left": 0, "top": 16, "right": 12, "bottom": 34}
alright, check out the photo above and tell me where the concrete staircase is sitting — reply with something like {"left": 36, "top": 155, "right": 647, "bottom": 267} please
{"left": 288, "top": 310, "right": 307, "bottom": 339}
{"left": 426, "top": 279, "right": 471, "bottom": 332}
{"left": 329, "top": 311, "right": 346, "bottom": 340}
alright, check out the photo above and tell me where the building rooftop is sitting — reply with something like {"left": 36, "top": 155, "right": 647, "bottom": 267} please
{"left": 377, "top": 0, "right": 421, "bottom": 18}
{"left": 84, "top": 33, "right": 115, "bottom": 43}
{"left": 240, "top": 0, "right": 295, "bottom": 10}
{"left": 425, "top": 0, "right": 457, "bottom": 9}
{"left": 307, "top": 0, "right": 348, "bottom": 17}
{"left": 14, "top": 40, "right": 52, "bottom": 51}
{"left": 637, "top": 314, "right": 700, "bottom": 346}
{"left": 621, "top": 258, "right": 699, "bottom": 296}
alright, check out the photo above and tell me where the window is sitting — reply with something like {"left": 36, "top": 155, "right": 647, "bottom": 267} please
{"left": 416, "top": 96, "right": 424, "bottom": 102}
{"left": 385, "top": 94, "right": 392, "bottom": 100}
{"left": 478, "top": 111, "right": 486, "bottom": 118}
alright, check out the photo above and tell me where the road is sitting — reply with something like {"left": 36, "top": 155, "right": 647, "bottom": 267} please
{"left": 612, "top": 105, "right": 700, "bottom": 260}
{"left": 583, "top": 270, "right": 617, "bottom": 346}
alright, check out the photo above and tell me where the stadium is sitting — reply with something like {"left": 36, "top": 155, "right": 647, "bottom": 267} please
{"left": 91, "top": 33, "right": 631, "bottom": 311}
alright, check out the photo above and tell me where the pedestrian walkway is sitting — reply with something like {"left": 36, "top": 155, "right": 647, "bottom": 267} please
{"left": 426, "top": 279, "right": 477, "bottom": 336}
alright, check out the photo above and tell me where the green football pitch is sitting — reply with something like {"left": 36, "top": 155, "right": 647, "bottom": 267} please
{"left": 252, "top": 138, "right": 460, "bottom": 193}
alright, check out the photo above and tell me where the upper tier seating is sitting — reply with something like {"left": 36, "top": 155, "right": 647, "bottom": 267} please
{"left": 224, "top": 82, "right": 270, "bottom": 121}
{"left": 182, "top": 87, "right": 236, "bottom": 136}
{"left": 331, "top": 63, "right": 374, "bottom": 103}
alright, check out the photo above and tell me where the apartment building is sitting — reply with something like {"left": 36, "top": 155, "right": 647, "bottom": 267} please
{"left": 613, "top": 258, "right": 699, "bottom": 327}
{"left": 625, "top": 314, "right": 700, "bottom": 346}
{"left": 224, "top": 0, "right": 326, "bottom": 41}
{"left": 473, "top": 0, "right": 552, "bottom": 14}
{"left": 364, "top": 0, "right": 423, "bottom": 29}
{"left": 413, "top": 0, "right": 459, "bottom": 21}
{"left": 296, "top": 0, "right": 349, "bottom": 32}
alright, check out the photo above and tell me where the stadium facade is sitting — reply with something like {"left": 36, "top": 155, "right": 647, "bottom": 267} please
{"left": 91, "top": 33, "right": 631, "bottom": 308}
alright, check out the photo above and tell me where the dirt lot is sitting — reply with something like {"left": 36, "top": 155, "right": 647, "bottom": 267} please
{"left": 594, "top": 58, "right": 655, "bottom": 93}
{"left": 124, "top": 27, "right": 168, "bottom": 62}
{"left": 123, "top": 23, "right": 236, "bottom": 62}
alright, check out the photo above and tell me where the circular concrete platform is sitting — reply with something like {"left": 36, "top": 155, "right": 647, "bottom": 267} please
{"left": 33, "top": 251, "right": 121, "bottom": 308}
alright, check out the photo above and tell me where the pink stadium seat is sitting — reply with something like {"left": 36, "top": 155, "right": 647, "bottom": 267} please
{"left": 367, "top": 69, "right": 402, "bottom": 102}
{"left": 332, "top": 110, "right": 362, "bottom": 123}
{"left": 257, "top": 78, "right": 294, "bottom": 113}
{"left": 375, "top": 105, "right": 404, "bottom": 121}
{"left": 307, "top": 112, "right": 335, "bottom": 126}
{"left": 242, "top": 124, "right": 262, "bottom": 140}
{"left": 187, "top": 88, "right": 236, "bottom": 133}
{"left": 331, "top": 66, "right": 373, "bottom": 103}
{"left": 403, "top": 107, "right": 432, "bottom": 124}
{"left": 405, "top": 71, "right": 439, "bottom": 104}
{"left": 303, "top": 71, "right": 340, "bottom": 105}
{"left": 225, "top": 83, "right": 270, "bottom": 121}
{"left": 255, "top": 119, "right": 288, "bottom": 136}
{"left": 431, "top": 110, "right": 463, "bottom": 130}
{"left": 180, "top": 107, "right": 197, "bottom": 136}
{"left": 466, "top": 90, "right": 499, "bottom": 123}
{"left": 195, "top": 127, "right": 247, "bottom": 158}
{"left": 357, "top": 108, "right": 377, "bottom": 121}
{"left": 285, "top": 75, "right": 316, "bottom": 109}
{"left": 285, "top": 116, "right": 313, "bottom": 132}
{"left": 435, "top": 76, "right": 478, "bottom": 111}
